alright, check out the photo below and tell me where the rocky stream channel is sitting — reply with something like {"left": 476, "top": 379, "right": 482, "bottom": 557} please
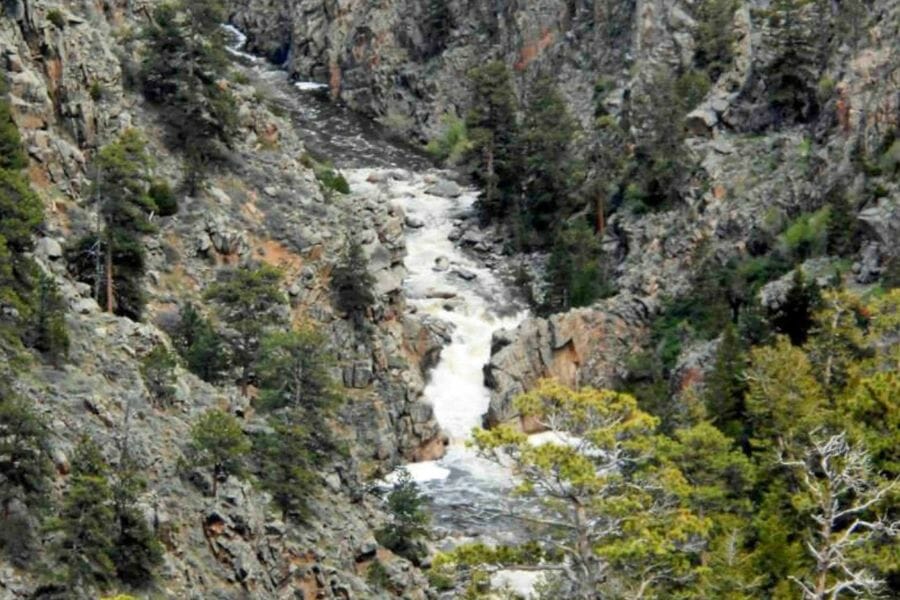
{"left": 225, "top": 26, "right": 546, "bottom": 594}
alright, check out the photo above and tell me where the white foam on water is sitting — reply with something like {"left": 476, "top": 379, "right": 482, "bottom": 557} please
{"left": 221, "top": 24, "right": 263, "bottom": 63}
{"left": 491, "top": 569, "right": 547, "bottom": 598}
{"left": 295, "top": 81, "right": 330, "bottom": 91}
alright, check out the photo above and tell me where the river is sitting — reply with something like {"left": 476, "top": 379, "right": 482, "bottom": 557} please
{"left": 225, "top": 26, "right": 542, "bottom": 594}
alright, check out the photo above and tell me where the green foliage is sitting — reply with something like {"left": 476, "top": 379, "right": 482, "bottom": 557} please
{"left": 56, "top": 438, "right": 162, "bottom": 591}
{"left": 464, "top": 290, "right": 898, "bottom": 598}
{"left": 0, "top": 86, "right": 46, "bottom": 357}
{"left": 519, "top": 77, "right": 581, "bottom": 237}
{"left": 473, "top": 380, "right": 707, "bottom": 597}
{"left": 141, "top": 345, "right": 177, "bottom": 407}
{"left": 0, "top": 382, "right": 53, "bottom": 562}
{"left": 465, "top": 61, "right": 521, "bottom": 222}
{"left": 252, "top": 420, "right": 318, "bottom": 521}
{"left": 257, "top": 327, "right": 336, "bottom": 414}
{"left": 172, "top": 303, "right": 227, "bottom": 383}
{"left": 745, "top": 336, "right": 825, "bottom": 453}
{"left": 30, "top": 273, "right": 69, "bottom": 365}
{"left": 675, "top": 69, "right": 712, "bottom": 111}
{"left": 0, "top": 84, "right": 27, "bottom": 171}
{"left": 89, "top": 81, "right": 104, "bottom": 102}
{"left": 761, "top": 0, "right": 822, "bottom": 126}
{"left": 148, "top": 180, "right": 178, "bottom": 216}
{"left": 66, "top": 130, "right": 163, "bottom": 320}
{"left": 376, "top": 470, "right": 430, "bottom": 564}
{"left": 692, "top": 0, "right": 739, "bottom": 81}
{"left": 47, "top": 9, "right": 66, "bottom": 29}
{"left": 189, "top": 409, "right": 250, "bottom": 497}
{"left": 624, "top": 70, "right": 692, "bottom": 211}
{"left": 703, "top": 324, "right": 748, "bottom": 442}
{"left": 251, "top": 324, "right": 340, "bottom": 521}
{"left": 109, "top": 456, "right": 163, "bottom": 588}
{"left": 140, "top": 0, "right": 237, "bottom": 191}
{"left": 768, "top": 269, "right": 820, "bottom": 345}
{"left": 57, "top": 438, "right": 117, "bottom": 591}
{"left": 779, "top": 206, "right": 830, "bottom": 260}
{"left": 825, "top": 191, "right": 859, "bottom": 257}
{"left": 0, "top": 169, "right": 43, "bottom": 255}
{"left": 316, "top": 166, "right": 350, "bottom": 195}
{"left": 879, "top": 138, "right": 900, "bottom": 176}
{"left": 331, "top": 237, "right": 375, "bottom": 327}
{"left": 66, "top": 231, "right": 147, "bottom": 321}
{"left": 541, "top": 219, "right": 614, "bottom": 314}
{"left": 205, "top": 264, "right": 286, "bottom": 391}
{"left": 426, "top": 113, "right": 472, "bottom": 165}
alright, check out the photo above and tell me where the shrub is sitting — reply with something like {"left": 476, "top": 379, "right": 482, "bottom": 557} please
{"left": 880, "top": 139, "right": 900, "bottom": 176}
{"left": 172, "top": 303, "right": 227, "bottom": 384}
{"left": 47, "top": 9, "right": 66, "bottom": 29}
{"left": 189, "top": 409, "right": 250, "bottom": 497}
{"left": 30, "top": 273, "right": 69, "bottom": 364}
{"left": 675, "top": 69, "right": 712, "bottom": 111}
{"left": 141, "top": 345, "right": 177, "bottom": 407}
{"left": 426, "top": 113, "right": 472, "bottom": 165}
{"left": 375, "top": 470, "right": 430, "bottom": 564}
{"left": 331, "top": 236, "right": 375, "bottom": 327}
{"left": 89, "top": 81, "right": 104, "bottom": 102}
{"left": 149, "top": 180, "right": 178, "bottom": 216}
{"left": 316, "top": 166, "right": 350, "bottom": 195}
{"left": 779, "top": 207, "right": 830, "bottom": 260}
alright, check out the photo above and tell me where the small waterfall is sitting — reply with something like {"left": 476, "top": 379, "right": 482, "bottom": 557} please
{"left": 225, "top": 25, "right": 542, "bottom": 593}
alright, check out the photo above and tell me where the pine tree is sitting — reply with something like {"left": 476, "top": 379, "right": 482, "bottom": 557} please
{"left": 140, "top": 345, "right": 178, "bottom": 407}
{"left": 172, "top": 303, "right": 227, "bottom": 383}
{"left": 58, "top": 438, "right": 117, "bottom": 592}
{"left": 257, "top": 328, "right": 337, "bottom": 416}
{"left": 376, "top": 469, "right": 430, "bottom": 564}
{"left": 465, "top": 61, "right": 521, "bottom": 222}
{"left": 744, "top": 337, "right": 825, "bottom": 455}
{"left": 204, "top": 264, "right": 286, "bottom": 393}
{"left": 0, "top": 77, "right": 44, "bottom": 356}
{"left": 67, "top": 130, "right": 162, "bottom": 320}
{"left": 0, "top": 169, "right": 43, "bottom": 258}
{"left": 0, "top": 383, "right": 53, "bottom": 562}
{"left": 825, "top": 192, "right": 859, "bottom": 257}
{"left": 141, "top": 0, "right": 237, "bottom": 191}
{"left": 520, "top": 77, "right": 580, "bottom": 235}
{"left": 703, "top": 324, "right": 748, "bottom": 443}
{"left": 0, "top": 77, "right": 26, "bottom": 172}
{"left": 252, "top": 420, "right": 318, "bottom": 521}
{"left": 331, "top": 237, "right": 375, "bottom": 328}
{"left": 769, "top": 269, "right": 820, "bottom": 346}
{"left": 30, "top": 273, "right": 69, "bottom": 365}
{"left": 189, "top": 409, "right": 250, "bottom": 497}
{"left": 110, "top": 455, "right": 163, "bottom": 587}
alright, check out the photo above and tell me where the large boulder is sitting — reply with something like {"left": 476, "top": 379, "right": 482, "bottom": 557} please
{"left": 484, "top": 295, "right": 649, "bottom": 430}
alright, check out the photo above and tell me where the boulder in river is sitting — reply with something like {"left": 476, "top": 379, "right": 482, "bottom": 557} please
{"left": 426, "top": 179, "right": 462, "bottom": 198}
{"left": 405, "top": 215, "right": 425, "bottom": 229}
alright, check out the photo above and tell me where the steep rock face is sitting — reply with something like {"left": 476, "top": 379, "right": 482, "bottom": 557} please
{"left": 250, "top": 0, "right": 900, "bottom": 420}
{"left": 1, "top": 1, "right": 443, "bottom": 596}
{"left": 229, "top": 0, "right": 642, "bottom": 137}
{"left": 485, "top": 295, "right": 649, "bottom": 429}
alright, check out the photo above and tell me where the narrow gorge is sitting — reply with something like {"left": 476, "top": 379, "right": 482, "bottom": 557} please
{"left": 1, "top": 1, "right": 898, "bottom": 599}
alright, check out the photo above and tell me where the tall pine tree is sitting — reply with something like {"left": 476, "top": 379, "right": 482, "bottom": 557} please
{"left": 465, "top": 61, "right": 521, "bottom": 222}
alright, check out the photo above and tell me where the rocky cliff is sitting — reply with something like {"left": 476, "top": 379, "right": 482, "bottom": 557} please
{"left": 1, "top": 1, "right": 448, "bottom": 597}
{"left": 230, "top": 0, "right": 899, "bottom": 427}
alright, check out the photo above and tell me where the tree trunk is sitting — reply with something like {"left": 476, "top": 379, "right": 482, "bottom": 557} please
{"left": 105, "top": 233, "right": 114, "bottom": 313}
{"left": 595, "top": 190, "right": 606, "bottom": 235}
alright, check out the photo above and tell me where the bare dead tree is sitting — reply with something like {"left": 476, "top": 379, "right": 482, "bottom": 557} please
{"left": 780, "top": 431, "right": 899, "bottom": 600}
